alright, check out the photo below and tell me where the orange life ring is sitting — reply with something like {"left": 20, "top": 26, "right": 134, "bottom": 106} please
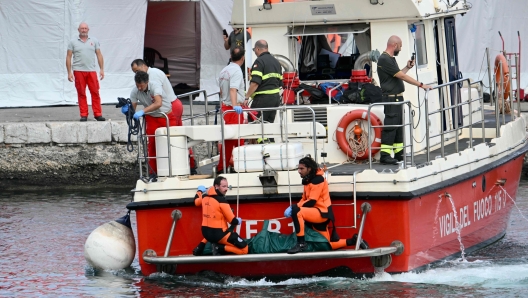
{"left": 336, "top": 109, "right": 382, "bottom": 160}
{"left": 494, "top": 54, "right": 510, "bottom": 100}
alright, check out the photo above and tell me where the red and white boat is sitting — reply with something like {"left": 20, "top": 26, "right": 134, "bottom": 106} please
{"left": 126, "top": 0, "right": 528, "bottom": 277}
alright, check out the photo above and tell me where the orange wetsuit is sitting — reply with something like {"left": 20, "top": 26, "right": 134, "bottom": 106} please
{"left": 194, "top": 187, "right": 248, "bottom": 254}
{"left": 292, "top": 169, "right": 347, "bottom": 250}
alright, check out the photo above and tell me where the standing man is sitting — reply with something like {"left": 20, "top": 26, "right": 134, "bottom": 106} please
{"left": 244, "top": 40, "right": 282, "bottom": 124}
{"left": 223, "top": 28, "right": 251, "bottom": 78}
{"left": 66, "top": 22, "right": 105, "bottom": 122}
{"left": 216, "top": 46, "right": 246, "bottom": 174}
{"left": 377, "top": 35, "right": 431, "bottom": 165}
{"left": 194, "top": 176, "right": 248, "bottom": 256}
{"left": 130, "top": 59, "right": 183, "bottom": 125}
{"left": 130, "top": 59, "right": 197, "bottom": 174}
{"left": 129, "top": 71, "right": 177, "bottom": 181}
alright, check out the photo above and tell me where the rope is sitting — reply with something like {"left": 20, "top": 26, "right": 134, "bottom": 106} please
{"left": 116, "top": 97, "right": 141, "bottom": 152}
{"left": 346, "top": 121, "right": 370, "bottom": 161}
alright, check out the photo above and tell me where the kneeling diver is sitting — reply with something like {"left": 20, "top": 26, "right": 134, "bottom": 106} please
{"left": 193, "top": 176, "right": 248, "bottom": 255}
{"left": 285, "top": 156, "right": 368, "bottom": 254}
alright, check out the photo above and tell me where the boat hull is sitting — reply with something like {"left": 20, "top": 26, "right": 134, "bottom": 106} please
{"left": 130, "top": 155, "right": 523, "bottom": 277}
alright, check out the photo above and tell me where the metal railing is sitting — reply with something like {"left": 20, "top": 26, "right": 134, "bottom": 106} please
{"left": 367, "top": 101, "right": 414, "bottom": 169}
{"left": 137, "top": 90, "right": 220, "bottom": 178}
{"left": 424, "top": 78, "right": 486, "bottom": 162}
{"left": 220, "top": 106, "right": 319, "bottom": 173}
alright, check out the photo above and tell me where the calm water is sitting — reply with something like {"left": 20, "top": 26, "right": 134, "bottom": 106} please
{"left": 2, "top": 181, "right": 528, "bottom": 297}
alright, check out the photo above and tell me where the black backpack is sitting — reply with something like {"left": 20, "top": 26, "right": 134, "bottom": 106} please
{"left": 341, "top": 82, "right": 383, "bottom": 104}
{"left": 296, "top": 83, "right": 327, "bottom": 104}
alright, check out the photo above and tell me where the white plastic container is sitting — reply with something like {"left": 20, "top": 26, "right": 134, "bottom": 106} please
{"left": 232, "top": 142, "right": 304, "bottom": 173}
{"left": 155, "top": 128, "right": 189, "bottom": 176}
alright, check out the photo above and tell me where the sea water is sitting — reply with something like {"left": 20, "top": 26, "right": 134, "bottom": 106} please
{"left": 2, "top": 181, "right": 528, "bottom": 297}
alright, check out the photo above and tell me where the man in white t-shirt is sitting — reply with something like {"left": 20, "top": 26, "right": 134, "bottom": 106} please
{"left": 130, "top": 59, "right": 196, "bottom": 173}
{"left": 216, "top": 46, "right": 245, "bottom": 174}
{"left": 129, "top": 71, "right": 177, "bottom": 179}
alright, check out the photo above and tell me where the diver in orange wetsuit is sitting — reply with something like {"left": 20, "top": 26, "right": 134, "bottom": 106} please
{"left": 285, "top": 156, "right": 368, "bottom": 254}
{"left": 193, "top": 176, "right": 248, "bottom": 255}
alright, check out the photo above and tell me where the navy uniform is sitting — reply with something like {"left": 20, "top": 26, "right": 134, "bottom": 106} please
{"left": 377, "top": 52, "right": 405, "bottom": 164}
{"left": 250, "top": 52, "right": 282, "bottom": 123}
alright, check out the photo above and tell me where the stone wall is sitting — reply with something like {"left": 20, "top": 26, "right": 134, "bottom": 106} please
{"left": 0, "top": 121, "right": 139, "bottom": 190}
{"left": 0, "top": 118, "right": 214, "bottom": 190}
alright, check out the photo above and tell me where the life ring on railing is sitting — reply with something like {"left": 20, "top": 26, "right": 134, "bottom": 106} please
{"left": 494, "top": 54, "right": 511, "bottom": 100}
{"left": 336, "top": 109, "right": 382, "bottom": 160}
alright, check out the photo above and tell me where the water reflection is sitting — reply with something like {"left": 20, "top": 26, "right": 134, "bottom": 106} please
{"left": 1, "top": 183, "right": 528, "bottom": 296}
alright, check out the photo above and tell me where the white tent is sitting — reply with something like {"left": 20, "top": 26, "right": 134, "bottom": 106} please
{"left": 456, "top": 0, "right": 528, "bottom": 94}
{"left": 0, "top": 0, "right": 525, "bottom": 108}
{"left": 0, "top": 0, "right": 236, "bottom": 107}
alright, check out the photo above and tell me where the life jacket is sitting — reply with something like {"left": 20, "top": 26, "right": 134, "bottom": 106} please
{"left": 298, "top": 169, "right": 340, "bottom": 242}
{"left": 195, "top": 187, "right": 236, "bottom": 231}
{"left": 298, "top": 169, "right": 331, "bottom": 213}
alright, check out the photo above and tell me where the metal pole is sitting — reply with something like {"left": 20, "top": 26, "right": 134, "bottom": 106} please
{"left": 516, "top": 54, "right": 521, "bottom": 118}
{"left": 479, "top": 82, "right": 485, "bottom": 144}
{"left": 221, "top": 111, "right": 227, "bottom": 174}
{"left": 508, "top": 57, "right": 515, "bottom": 119}
{"left": 467, "top": 79, "right": 473, "bottom": 149}
{"left": 440, "top": 87, "right": 445, "bottom": 158}
{"left": 424, "top": 89, "right": 430, "bottom": 162}
{"left": 164, "top": 210, "right": 182, "bottom": 257}
{"left": 401, "top": 102, "right": 407, "bottom": 169}
{"left": 408, "top": 101, "right": 414, "bottom": 166}
{"left": 454, "top": 84, "right": 459, "bottom": 154}
{"left": 355, "top": 202, "right": 371, "bottom": 251}
{"left": 486, "top": 48, "right": 494, "bottom": 106}
{"left": 243, "top": 0, "right": 249, "bottom": 92}
{"left": 500, "top": 61, "right": 505, "bottom": 126}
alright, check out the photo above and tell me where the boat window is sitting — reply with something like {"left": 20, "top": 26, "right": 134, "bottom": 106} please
{"left": 415, "top": 23, "right": 428, "bottom": 67}
{"left": 287, "top": 24, "right": 370, "bottom": 80}
{"left": 286, "top": 24, "right": 369, "bottom": 37}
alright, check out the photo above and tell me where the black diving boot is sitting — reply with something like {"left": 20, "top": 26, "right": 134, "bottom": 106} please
{"left": 192, "top": 242, "right": 206, "bottom": 256}
{"left": 380, "top": 152, "right": 398, "bottom": 165}
{"left": 346, "top": 234, "right": 370, "bottom": 249}
{"left": 212, "top": 243, "right": 225, "bottom": 256}
{"left": 287, "top": 236, "right": 307, "bottom": 254}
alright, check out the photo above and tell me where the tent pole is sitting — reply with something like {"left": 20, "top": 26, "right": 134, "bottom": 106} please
{"left": 243, "top": 0, "right": 249, "bottom": 92}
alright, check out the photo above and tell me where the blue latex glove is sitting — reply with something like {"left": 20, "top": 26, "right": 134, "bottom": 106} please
{"left": 236, "top": 217, "right": 242, "bottom": 225}
{"left": 284, "top": 206, "right": 292, "bottom": 218}
{"left": 233, "top": 105, "right": 243, "bottom": 114}
{"left": 121, "top": 105, "right": 129, "bottom": 114}
{"left": 197, "top": 185, "right": 207, "bottom": 193}
{"left": 133, "top": 110, "right": 145, "bottom": 120}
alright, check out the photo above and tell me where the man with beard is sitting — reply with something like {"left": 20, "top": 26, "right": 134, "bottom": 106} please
{"left": 66, "top": 22, "right": 105, "bottom": 122}
{"left": 193, "top": 176, "right": 248, "bottom": 256}
{"left": 284, "top": 156, "right": 367, "bottom": 254}
{"left": 377, "top": 35, "right": 432, "bottom": 165}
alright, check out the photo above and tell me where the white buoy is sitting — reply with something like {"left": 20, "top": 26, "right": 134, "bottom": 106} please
{"left": 84, "top": 213, "right": 136, "bottom": 270}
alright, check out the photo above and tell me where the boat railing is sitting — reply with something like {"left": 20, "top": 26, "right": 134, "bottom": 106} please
{"left": 137, "top": 111, "right": 172, "bottom": 179}
{"left": 366, "top": 101, "right": 414, "bottom": 169}
{"left": 220, "top": 105, "right": 319, "bottom": 174}
{"left": 424, "top": 78, "right": 486, "bottom": 162}
{"left": 179, "top": 90, "right": 221, "bottom": 160}
{"left": 137, "top": 89, "right": 220, "bottom": 179}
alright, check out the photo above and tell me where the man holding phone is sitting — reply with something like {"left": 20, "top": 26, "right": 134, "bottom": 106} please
{"left": 377, "top": 35, "right": 432, "bottom": 165}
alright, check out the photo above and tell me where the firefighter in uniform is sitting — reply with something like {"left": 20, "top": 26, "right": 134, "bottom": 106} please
{"left": 244, "top": 39, "right": 282, "bottom": 124}
{"left": 377, "top": 35, "right": 431, "bottom": 164}
{"left": 193, "top": 176, "right": 248, "bottom": 256}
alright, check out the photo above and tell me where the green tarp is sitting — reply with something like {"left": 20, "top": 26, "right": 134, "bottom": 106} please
{"left": 202, "top": 220, "right": 331, "bottom": 255}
